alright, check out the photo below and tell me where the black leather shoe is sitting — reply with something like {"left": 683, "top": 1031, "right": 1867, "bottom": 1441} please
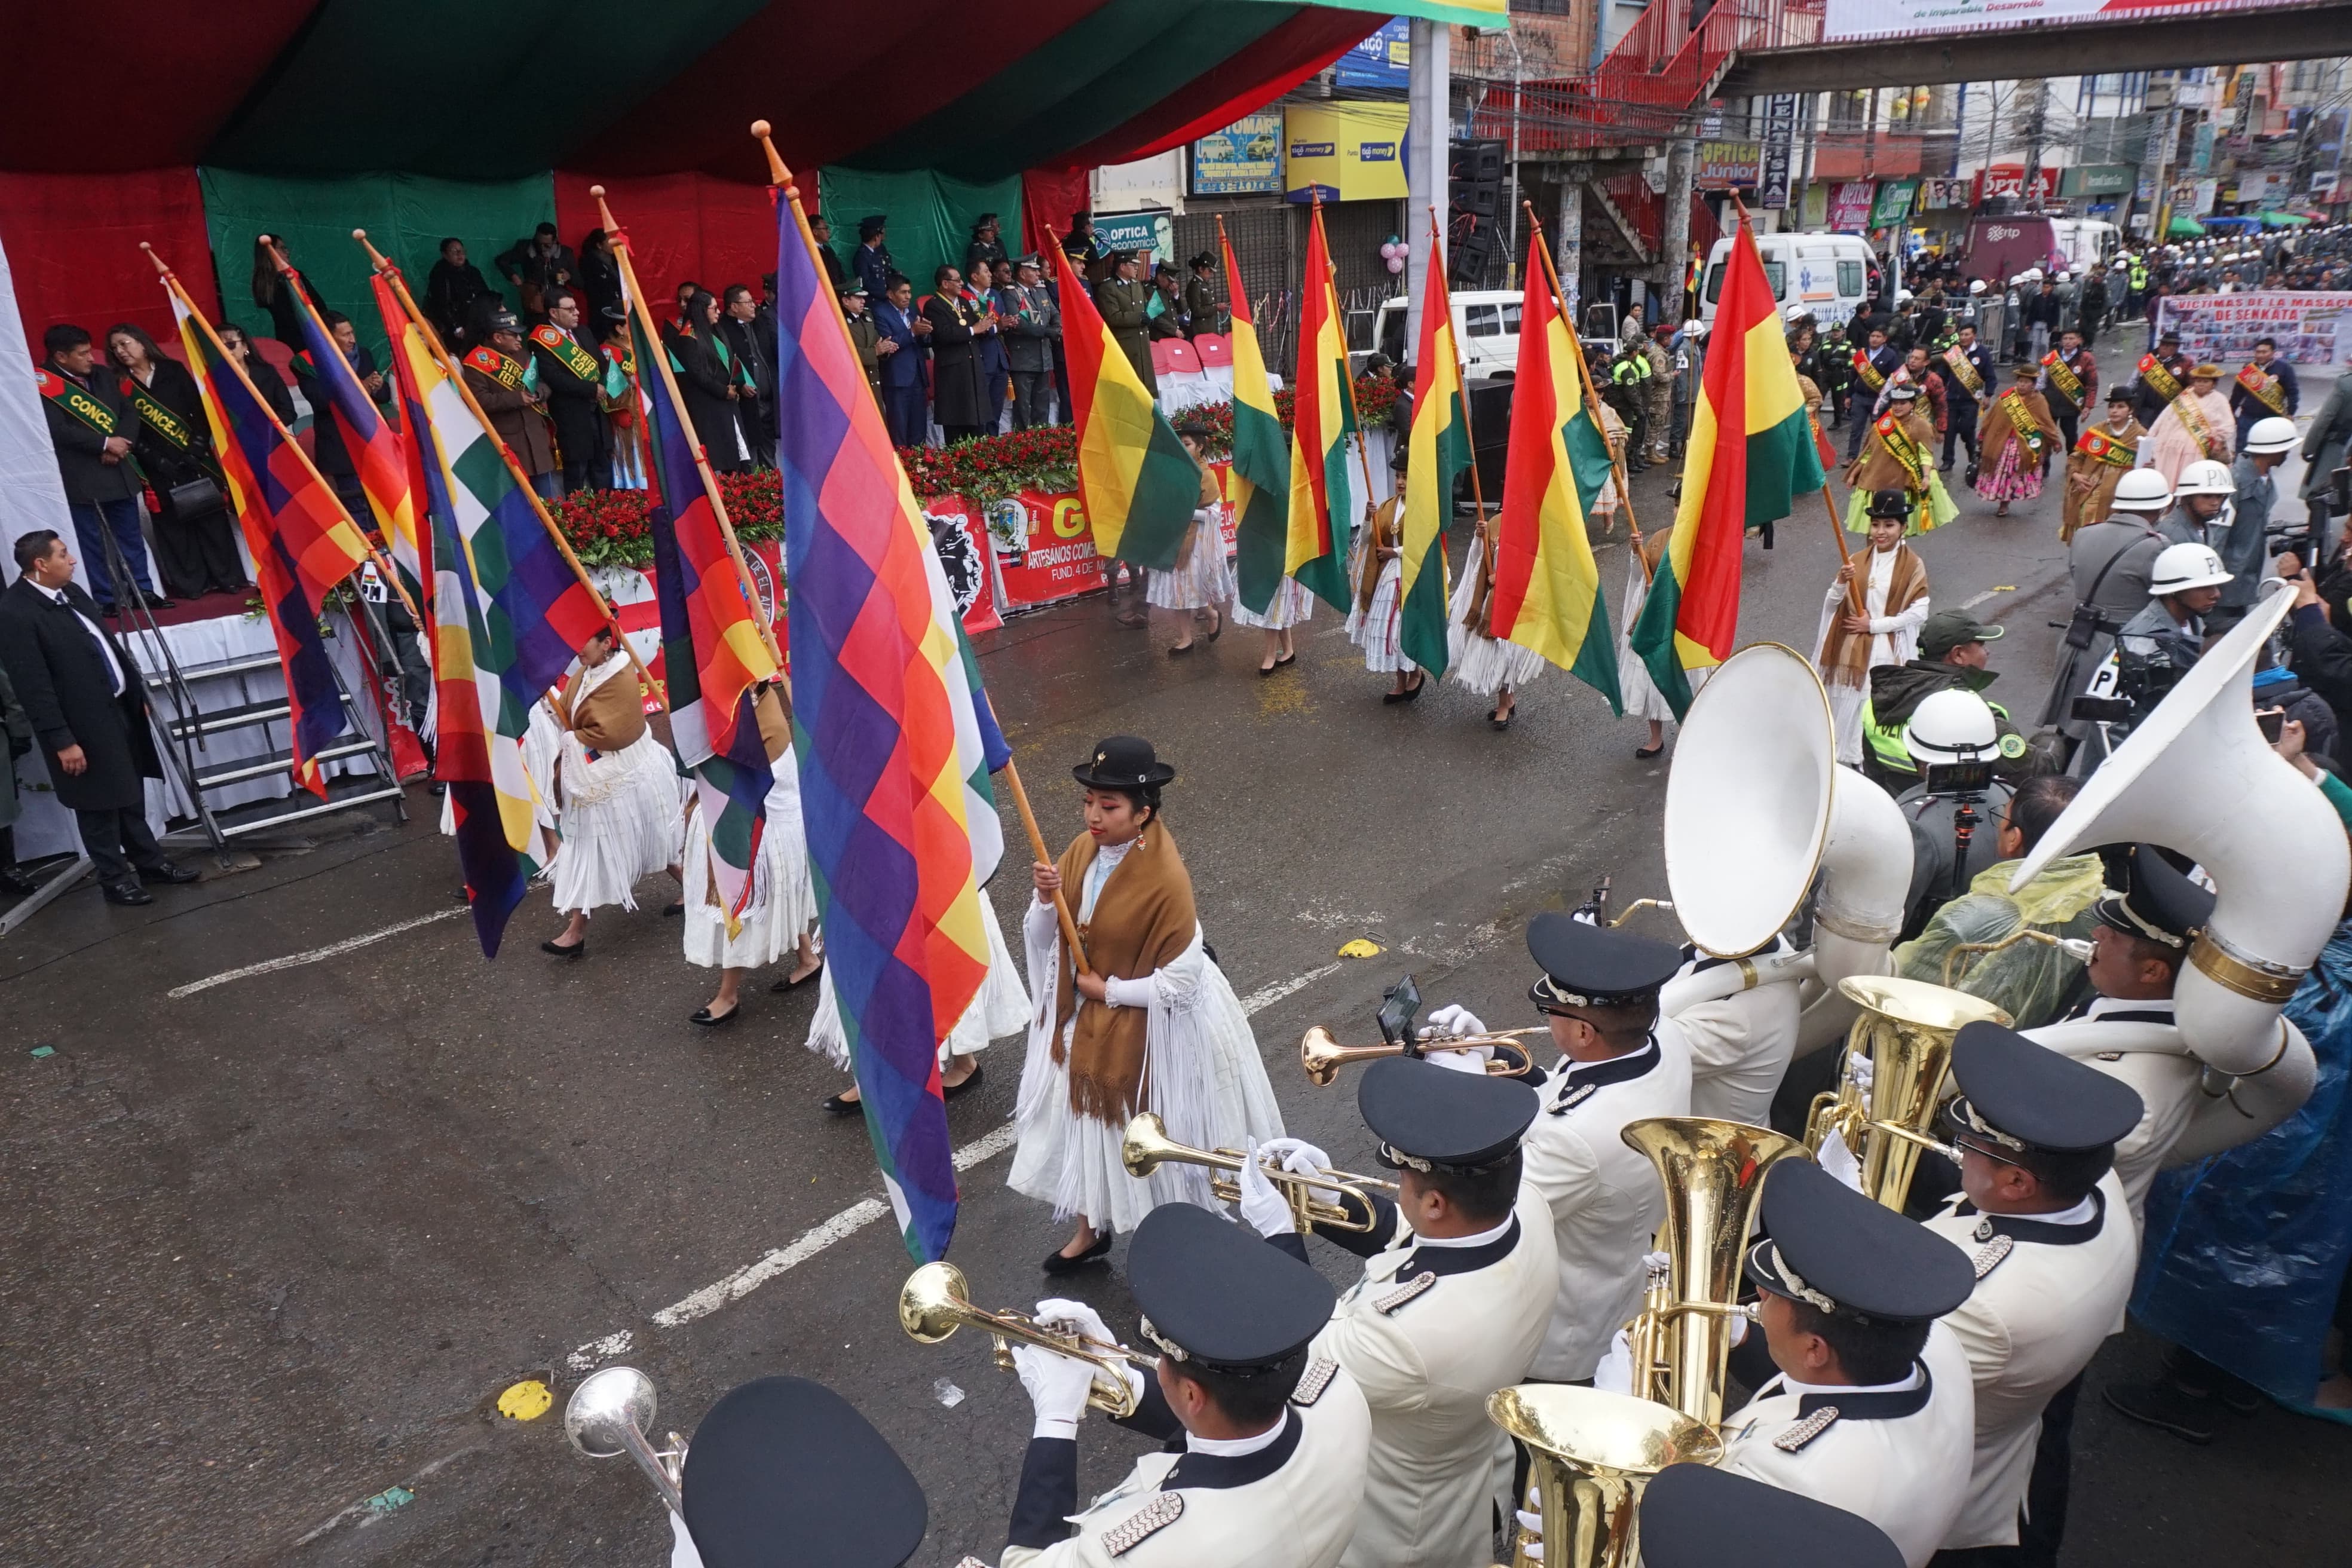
{"left": 541, "top": 939, "right": 586, "bottom": 960}
{"left": 823, "top": 1091, "right": 862, "bottom": 1117}
{"left": 689, "top": 1003, "right": 740, "bottom": 1027}
{"left": 769, "top": 961, "right": 823, "bottom": 994}
{"left": 1042, "top": 1232, "right": 1113, "bottom": 1275}
{"left": 2103, "top": 1380, "right": 2217, "bottom": 1444}
{"left": 102, "top": 880, "right": 154, "bottom": 906}
{"left": 136, "top": 860, "right": 200, "bottom": 885}
{"left": 0, "top": 866, "right": 37, "bottom": 896}
{"left": 942, "top": 1062, "right": 985, "bottom": 1100}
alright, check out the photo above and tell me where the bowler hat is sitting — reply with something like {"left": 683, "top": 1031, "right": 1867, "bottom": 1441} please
{"left": 1866, "top": 488, "right": 1913, "bottom": 520}
{"left": 1072, "top": 735, "right": 1174, "bottom": 790}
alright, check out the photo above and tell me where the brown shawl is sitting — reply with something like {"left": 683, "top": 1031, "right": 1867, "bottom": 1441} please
{"left": 1462, "top": 515, "right": 1502, "bottom": 638}
{"left": 1051, "top": 821, "right": 1198, "bottom": 1125}
{"left": 555, "top": 659, "right": 649, "bottom": 755}
{"left": 1818, "top": 543, "right": 1927, "bottom": 689}
{"left": 1978, "top": 387, "right": 2057, "bottom": 474}
{"left": 1846, "top": 408, "right": 1938, "bottom": 494}
{"left": 1355, "top": 496, "right": 1402, "bottom": 612}
{"left": 2061, "top": 418, "right": 2145, "bottom": 543}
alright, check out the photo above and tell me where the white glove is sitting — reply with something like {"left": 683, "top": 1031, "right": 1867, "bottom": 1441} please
{"left": 1818, "top": 1127, "right": 1866, "bottom": 1193}
{"left": 1421, "top": 1004, "right": 1489, "bottom": 1040}
{"left": 670, "top": 1509, "right": 707, "bottom": 1568}
{"left": 1423, "top": 1046, "right": 1491, "bottom": 1074}
{"left": 1012, "top": 1341, "right": 1098, "bottom": 1438}
{"left": 1255, "top": 1137, "right": 1331, "bottom": 1178}
{"left": 1592, "top": 1328, "right": 1634, "bottom": 1395}
{"left": 1642, "top": 1250, "right": 1673, "bottom": 1276}
{"left": 1036, "top": 1298, "right": 1146, "bottom": 1406}
{"left": 1515, "top": 1509, "right": 1546, "bottom": 1563}
{"left": 1729, "top": 1303, "right": 1754, "bottom": 1348}
{"left": 1845, "top": 1052, "right": 1876, "bottom": 1095}
{"left": 1234, "top": 1138, "right": 1298, "bottom": 1236}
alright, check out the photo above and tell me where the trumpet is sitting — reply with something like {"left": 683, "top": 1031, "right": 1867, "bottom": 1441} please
{"left": 899, "top": 1260, "right": 1156, "bottom": 1417}
{"left": 1299, "top": 1024, "right": 1542, "bottom": 1086}
{"left": 564, "top": 1365, "right": 687, "bottom": 1515}
{"left": 1120, "top": 1111, "right": 1396, "bottom": 1233}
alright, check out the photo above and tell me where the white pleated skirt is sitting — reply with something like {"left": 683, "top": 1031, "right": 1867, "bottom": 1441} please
{"left": 1445, "top": 533, "right": 1548, "bottom": 697}
{"left": 804, "top": 889, "right": 1031, "bottom": 1071}
{"left": 1230, "top": 575, "right": 1316, "bottom": 630}
{"left": 548, "top": 730, "right": 682, "bottom": 914}
{"left": 1345, "top": 558, "right": 1411, "bottom": 674}
{"left": 682, "top": 759, "right": 819, "bottom": 970}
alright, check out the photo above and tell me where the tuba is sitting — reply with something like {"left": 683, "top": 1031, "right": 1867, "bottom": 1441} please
{"left": 899, "top": 1260, "right": 1157, "bottom": 1417}
{"left": 1490, "top": 1383, "right": 1722, "bottom": 1568}
{"left": 565, "top": 1366, "right": 686, "bottom": 1515}
{"left": 1120, "top": 1111, "right": 1396, "bottom": 1232}
{"left": 1659, "top": 643, "right": 1913, "bottom": 1049}
{"left": 2007, "top": 581, "right": 2341, "bottom": 1148}
{"left": 1619, "top": 1116, "right": 1808, "bottom": 1428}
{"left": 1805, "top": 975, "right": 2011, "bottom": 1210}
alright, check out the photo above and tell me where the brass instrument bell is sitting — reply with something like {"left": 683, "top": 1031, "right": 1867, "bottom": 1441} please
{"left": 1489, "top": 1383, "right": 1722, "bottom": 1568}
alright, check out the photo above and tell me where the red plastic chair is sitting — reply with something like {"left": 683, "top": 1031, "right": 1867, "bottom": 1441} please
{"left": 1162, "top": 340, "right": 1205, "bottom": 376}
{"left": 1192, "top": 333, "right": 1232, "bottom": 368}
{"left": 1149, "top": 339, "right": 1178, "bottom": 376}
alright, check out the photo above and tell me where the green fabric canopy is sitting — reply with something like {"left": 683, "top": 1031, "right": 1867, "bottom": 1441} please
{"left": 817, "top": 170, "right": 1025, "bottom": 297}
{"left": 2167, "top": 215, "right": 2207, "bottom": 238}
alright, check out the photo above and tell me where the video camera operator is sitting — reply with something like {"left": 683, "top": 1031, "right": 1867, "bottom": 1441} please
{"left": 2042, "top": 468, "right": 2173, "bottom": 763}
{"left": 2069, "top": 543, "right": 2234, "bottom": 773}
{"left": 1889, "top": 688, "right": 2017, "bottom": 941}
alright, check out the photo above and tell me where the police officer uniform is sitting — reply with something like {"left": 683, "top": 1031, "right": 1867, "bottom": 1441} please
{"left": 1920, "top": 1024, "right": 2142, "bottom": 1563}
{"left": 1717, "top": 1162, "right": 1978, "bottom": 1568}
{"left": 1642, "top": 1462, "right": 1905, "bottom": 1568}
{"left": 1244, "top": 1059, "right": 1558, "bottom": 1568}
{"left": 1512, "top": 914, "right": 1695, "bottom": 1381}
{"left": 993, "top": 1203, "right": 1373, "bottom": 1568}
{"left": 1667, "top": 934, "right": 1803, "bottom": 1126}
{"left": 668, "top": 1376, "right": 929, "bottom": 1568}
{"left": 2022, "top": 849, "right": 2211, "bottom": 1231}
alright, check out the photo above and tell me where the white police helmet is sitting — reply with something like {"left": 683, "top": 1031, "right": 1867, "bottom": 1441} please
{"left": 2111, "top": 468, "right": 2173, "bottom": 512}
{"left": 1904, "top": 688, "right": 1999, "bottom": 766}
{"left": 2175, "top": 459, "right": 2235, "bottom": 497}
{"left": 2244, "top": 415, "right": 2298, "bottom": 455}
{"left": 2149, "top": 541, "right": 2232, "bottom": 595}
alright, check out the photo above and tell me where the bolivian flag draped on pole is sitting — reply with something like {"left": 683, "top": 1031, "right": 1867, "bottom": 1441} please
{"left": 1221, "top": 224, "right": 1293, "bottom": 617}
{"left": 1398, "top": 237, "right": 1464, "bottom": 676}
{"left": 1285, "top": 198, "right": 1355, "bottom": 612}
{"left": 1050, "top": 245, "right": 1194, "bottom": 570}
{"left": 1630, "top": 212, "right": 1824, "bottom": 716}
{"left": 1490, "top": 231, "right": 1619, "bottom": 711}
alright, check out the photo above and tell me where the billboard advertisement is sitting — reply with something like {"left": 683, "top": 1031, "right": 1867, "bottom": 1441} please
{"left": 1192, "top": 111, "right": 1285, "bottom": 197}
{"left": 1285, "top": 103, "right": 1410, "bottom": 203}
{"left": 1336, "top": 18, "right": 1411, "bottom": 89}
{"left": 1824, "top": 0, "right": 2309, "bottom": 43}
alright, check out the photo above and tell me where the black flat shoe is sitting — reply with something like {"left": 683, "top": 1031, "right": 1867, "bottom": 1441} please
{"left": 1168, "top": 640, "right": 1195, "bottom": 657}
{"left": 1398, "top": 675, "right": 1425, "bottom": 703}
{"left": 136, "top": 860, "right": 200, "bottom": 885}
{"left": 689, "top": 1004, "right": 739, "bottom": 1027}
{"left": 1382, "top": 688, "right": 1407, "bottom": 705}
{"left": 1205, "top": 609, "right": 1223, "bottom": 642}
{"left": 1258, "top": 663, "right": 1279, "bottom": 678}
{"left": 662, "top": 902, "right": 684, "bottom": 917}
{"left": 770, "top": 963, "right": 823, "bottom": 993}
{"left": 942, "top": 1062, "right": 984, "bottom": 1100}
{"left": 541, "top": 938, "right": 586, "bottom": 959}
{"left": 1042, "top": 1232, "right": 1113, "bottom": 1275}
{"left": 823, "top": 1091, "right": 862, "bottom": 1117}
{"left": 1275, "top": 651, "right": 1296, "bottom": 668}
{"left": 1635, "top": 743, "right": 1664, "bottom": 759}
{"left": 1490, "top": 709, "right": 1514, "bottom": 731}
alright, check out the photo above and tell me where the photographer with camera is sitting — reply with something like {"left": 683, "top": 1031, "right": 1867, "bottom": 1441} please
{"left": 1888, "top": 688, "right": 2017, "bottom": 941}
{"left": 2042, "top": 469, "right": 2174, "bottom": 757}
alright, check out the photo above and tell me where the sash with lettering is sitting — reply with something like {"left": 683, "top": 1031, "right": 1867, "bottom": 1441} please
{"left": 36, "top": 367, "right": 121, "bottom": 440}
{"left": 120, "top": 375, "right": 225, "bottom": 483}
{"left": 464, "top": 344, "right": 531, "bottom": 392}
{"left": 2170, "top": 388, "right": 2224, "bottom": 460}
{"left": 530, "top": 324, "right": 602, "bottom": 385}
{"left": 2040, "top": 349, "right": 2085, "bottom": 412}
{"left": 1998, "top": 389, "right": 2054, "bottom": 458}
{"left": 1852, "top": 347, "right": 1886, "bottom": 393}
{"left": 1941, "top": 344, "right": 1984, "bottom": 399}
{"left": 2137, "top": 353, "right": 2182, "bottom": 404}
{"left": 1873, "top": 411, "right": 1930, "bottom": 489}
{"left": 2237, "top": 362, "right": 2289, "bottom": 416}
{"left": 2075, "top": 425, "right": 2137, "bottom": 469}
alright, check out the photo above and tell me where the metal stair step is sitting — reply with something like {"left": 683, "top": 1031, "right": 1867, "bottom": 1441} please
{"left": 209, "top": 776, "right": 412, "bottom": 840}
{"left": 146, "top": 651, "right": 283, "bottom": 687}
{"left": 166, "top": 691, "right": 358, "bottom": 739}
{"left": 192, "top": 737, "right": 382, "bottom": 791}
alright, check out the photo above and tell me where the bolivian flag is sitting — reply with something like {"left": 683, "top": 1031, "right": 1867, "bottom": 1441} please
{"left": 1629, "top": 212, "right": 1825, "bottom": 716}
{"left": 1221, "top": 227, "right": 1293, "bottom": 615}
{"left": 1052, "top": 244, "right": 1195, "bottom": 570}
{"left": 1491, "top": 231, "right": 1619, "bottom": 712}
{"left": 1285, "top": 200, "right": 1355, "bottom": 612}
{"left": 1398, "top": 244, "right": 1464, "bottom": 675}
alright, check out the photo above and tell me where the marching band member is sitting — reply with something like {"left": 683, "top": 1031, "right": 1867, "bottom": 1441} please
{"left": 1423, "top": 913, "right": 1693, "bottom": 1383}
{"left": 1348, "top": 448, "right": 1423, "bottom": 703}
{"left": 1228, "top": 1058, "right": 1558, "bottom": 1568}
{"left": 1817, "top": 491, "right": 1931, "bottom": 767}
{"left": 1668, "top": 933, "right": 1803, "bottom": 1125}
{"left": 539, "top": 627, "right": 682, "bottom": 957}
{"left": 1717, "top": 1160, "right": 1978, "bottom": 1568}
{"left": 1922, "top": 1022, "right": 2143, "bottom": 1566}
{"left": 666, "top": 1377, "right": 929, "bottom": 1568}
{"left": 809, "top": 887, "right": 1029, "bottom": 1112}
{"left": 1009, "top": 736, "right": 1283, "bottom": 1272}
{"left": 1640, "top": 1463, "right": 1904, "bottom": 1568}
{"left": 679, "top": 686, "right": 821, "bottom": 1027}
{"left": 1446, "top": 504, "right": 1549, "bottom": 733}
{"left": 989, "top": 1202, "right": 1371, "bottom": 1567}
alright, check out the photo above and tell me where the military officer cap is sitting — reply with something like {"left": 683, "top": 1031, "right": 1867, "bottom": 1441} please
{"left": 1948, "top": 1021, "right": 2143, "bottom": 1154}
{"left": 858, "top": 214, "right": 887, "bottom": 238}
{"left": 681, "top": 1376, "right": 927, "bottom": 1568}
{"left": 487, "top": 309, "right": 522, "bottom": 336}
{"left": 1360, "top": 1056, "right": 1539, "bottom": 1172}
{"left": 2093, "top": 843, "right": 2213, "bottom": 951}
{"left": 1129, "top": 1202, "right": 1336, "bottom": 1373}
{"left": 1524, "top": 911, "right": 1682, "bottom": 1012}
{"left": 1745, "top": 1162, "right": 1974, "bottom": 1324}
{"left": 1641, "top": 1463, "right": 1903, "bottom": 1568}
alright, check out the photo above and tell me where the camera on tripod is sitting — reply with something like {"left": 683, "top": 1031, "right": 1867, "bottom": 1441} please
{"left": 1921, "top": 758, "right": 1995, "bottom": 797}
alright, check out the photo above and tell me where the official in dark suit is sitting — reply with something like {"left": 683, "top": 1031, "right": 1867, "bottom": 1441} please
{"left": 0, "top": 531, "right": 194, "bottom": 904}
{"left": 874, "top": 276, "right": 929, "bottom": 449}
{"left": 719, "top": 283, "right": 778, "bottom": 470}
{"left": 36, "top": 324, "right": 162, "bottom": 612}
{"left": 1095, "top": 251, "right": 1158, "bottom": 397}
{"left": 530, "top": 289, "right": 615, "bottom": 492}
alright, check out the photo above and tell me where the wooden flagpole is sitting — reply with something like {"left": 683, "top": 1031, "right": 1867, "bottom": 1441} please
{"left": 750, "top": 121, "right": 1091, "bottom": 976}
{"left": 589, "top": 186, "right": 788, "bottom": 674}
{"left": 143, "top": 246, "right": 422, "bottom": 626}
{"left": 1520, "top": 204, "right": 1652, "bottom": 582}
{"left": 353, "top": 231, "right": 667, "bottom": 713}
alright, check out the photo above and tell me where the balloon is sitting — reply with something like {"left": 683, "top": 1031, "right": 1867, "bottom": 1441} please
{"left": 1379, "top": 242, "right": 1398, "bottom": 259}
{"left": 1386, "top": 256, "right": 1405, "bottom": 274}
{"left": 1395, "top": 241, "right": 1411, "bottom": 257}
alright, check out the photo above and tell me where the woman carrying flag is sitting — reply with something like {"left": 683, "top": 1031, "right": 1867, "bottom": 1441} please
{"left": 1974, "top": 363, "right": 2058, "bottom": 518}
{"left": 680, "top": 685, "right": 821, "bottom": 1025}
{"left": 807, "top": 890, "right": 1030, "bottom": 1114}
{"left": 1144, "top": 421, "right": 1232, "bottom": 656}
{"left": 539, "top": 627, "right": 684, "bottom": 958}
{"left": 1615, "top": 527, "right": 1680, "bottom": 758}
{"left": 1009, "top": 735, "right": 1282, "bottom": 1272}
{"left": 1447, "top": 506, "right": 1549, "bottom": 732}
{"left": 1346, "top": 448, "right": 1425, "bottom": 702}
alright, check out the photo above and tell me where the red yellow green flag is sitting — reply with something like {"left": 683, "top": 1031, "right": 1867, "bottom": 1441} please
{"left": 1490, "top": 232, "right": 1619, "bottom": 711}
{"left": 1221, "top": 225, "right": 1293, "bottom": 615}
{"left": 1051, "top": 244, "right": 1195, "bottom": 570}
{"left": 1284, "top": 200, "right": 1356, "bottom": 612}
{"left": 1398, "top": 237, "right": 1465, "bottom": 676}
{"left": 1630, "top": 212, "right": 1826, "bottom": 716}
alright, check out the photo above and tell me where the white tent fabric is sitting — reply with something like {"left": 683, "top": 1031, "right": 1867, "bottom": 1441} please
{"left": 0, "top": 226, "right": 81, "bottom": 589}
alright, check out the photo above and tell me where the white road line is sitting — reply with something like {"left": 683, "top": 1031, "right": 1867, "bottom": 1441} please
{"left": 168, "top": 907, "right": 467, "bottom": 998}
{"left": 581, "top": 960, "right": 1345, "bottom": 1354}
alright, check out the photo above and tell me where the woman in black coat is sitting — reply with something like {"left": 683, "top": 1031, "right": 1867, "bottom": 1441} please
{"left": 921, "top": 265, "right": 990, "bottom": 443}
{"left": 425, "top": 237, "right": 495, "bottom": 342}
{"left": 578, "top": 231, "right": 624, "bottom": 341}
{"left": 104, "top": 323, "right": 248, "bottom": 598}
{"left": 663, "top": 290, "right": 752, "bottom": 474}
{"left": 218, "top": 323, "right": 296, "bottom": 427}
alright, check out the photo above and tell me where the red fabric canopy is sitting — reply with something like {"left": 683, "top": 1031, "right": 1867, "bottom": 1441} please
{"left": 0, "top": 170, "right": 222, "bottom": 360}
{"left": 552, "top": 173, "right": 782, "bottom": 311}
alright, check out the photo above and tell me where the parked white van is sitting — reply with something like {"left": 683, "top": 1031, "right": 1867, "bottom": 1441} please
{"left": 1374, "top": 290, "right": 1523, "bottom": 375}
{"left": 1697, "top": 231, "right": 1880, "bottom": 329}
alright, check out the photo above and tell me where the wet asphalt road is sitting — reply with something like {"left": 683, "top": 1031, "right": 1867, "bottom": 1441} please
{"left": 5, "top": 337, "right": 2347, "bottom": 1567}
